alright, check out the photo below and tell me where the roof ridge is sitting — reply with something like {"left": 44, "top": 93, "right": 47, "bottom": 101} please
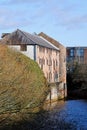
{"left": 38, "top": 32, "right": 63, "bottom": 46}
{"left": 16, "top": 29, "right": 36, "bottom": 45}
{"left": 40, "top": 36, "right": 59, "bottom": 50}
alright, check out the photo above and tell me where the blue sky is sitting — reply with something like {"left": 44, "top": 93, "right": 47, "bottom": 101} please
{"left": 0, "top": 0, "right": 87, "bottom": 47}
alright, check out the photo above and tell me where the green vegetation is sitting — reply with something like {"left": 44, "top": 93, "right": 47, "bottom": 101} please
{"left": 67, "top": 62, "right": 87, "bottom": 99}
{"left": 0, "top": 44, "right": 49, "bottom": 127}
{"left": 67, "top": 62, "right": 87, "bottom": 89}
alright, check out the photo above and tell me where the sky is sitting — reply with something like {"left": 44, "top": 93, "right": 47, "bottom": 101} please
{"left": 0, "top": 0, "right": 87, "bottom": 47}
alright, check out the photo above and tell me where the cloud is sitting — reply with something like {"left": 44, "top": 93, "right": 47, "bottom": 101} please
{"left": 0, "top": 0, "right": 87, "bottom": 32}
{"left": 50, "top": 1, "right": 87, "bottom": 30}
{"left": 55, "top": 13, "right": 87, "bottom": 30}
{"left": 0, "top": 18, "right": 34, "bottom": 31}
{"left": 0, "top": 0, "right": 45, "bottom": 5}
{"left": 0, "top": 0, "right": 49, "bottom": 31}
{"left": 0, "top": 6, "right": 34, "bottom": 30}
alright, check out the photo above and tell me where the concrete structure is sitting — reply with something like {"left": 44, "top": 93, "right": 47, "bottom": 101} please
{"left": 46, "top": 82, "right": 66, "bottom": 103}
{"left": 67, "top": 47, "right": 87, "bottom": 64}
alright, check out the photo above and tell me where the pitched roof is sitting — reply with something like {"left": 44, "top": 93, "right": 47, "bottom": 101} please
{"left": 1, "top": 29, "right": 59, "bottom": 50}
{"left": 38, "top": 32, "right": 65, "bottom": 48}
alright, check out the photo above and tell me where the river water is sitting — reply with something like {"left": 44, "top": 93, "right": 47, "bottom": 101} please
{"left": 11, "top": 100, "right": 87, "bottom": 130}
{"left": 25, "top": 100, "right": 87, "bottom": 130}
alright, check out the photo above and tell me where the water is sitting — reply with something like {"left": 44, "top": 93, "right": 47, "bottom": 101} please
{"left": 27, "top": 100, "right": 87, "bottom": 130}
{"left": 8, "top": 100, "right": 87, "bottom": 130}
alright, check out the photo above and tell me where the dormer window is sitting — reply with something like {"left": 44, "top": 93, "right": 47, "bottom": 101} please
{"left": 20, "top": 44, "right": 27, "bottom": 51}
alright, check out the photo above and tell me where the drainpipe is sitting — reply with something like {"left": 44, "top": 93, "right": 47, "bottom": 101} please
{"left": 34, "top": 45, "right": 36, "bottom": 61}
{"left": 64, "top": 83, "right": 66, "bottom": 100}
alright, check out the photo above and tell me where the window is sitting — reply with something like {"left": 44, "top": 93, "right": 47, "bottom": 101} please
{"left": 49, "top": 49, "right": 52, "bottom": 55}
{"left": 41, "top": 64, "right": 43, "bottom": 70}
{"left": 54, "top": 71, "right": 58, "bottom": 82}
{"left": 39, "top": 46, "right": 45, "bottom": 53}
{"left": 46, "top": 59, "right": 48, "bottom": 65}
{"left": 56, "top": 59, "right": 58, "bottom": 66}
{"left": 46, "top": 57, "right": 52, "bottom": 66}
{"left": 77, "top": 48, "right": 84, "bottom": 57}
{"left": 53, "top": 60, "right": 55, "bottom": 70}
{"left": 49, "top": 72, "right": 52, "bottom": 82}
{"left": 39, "top": 58, "right": 42, "bottom": 64}
{"left": 70, "top": 48, "right": 74, "bottom": 56}
{"left": 48, "top": 57, "right": 52, "bottom": 66}
{"left": 42, "top": 58, "right": 45, "bottom": 65}
{"left": 39, "top": 58, "right": 45, "bottom": 65}
{"left": 20, "top": 44, "right": 27, "bottom": 51}
{"left": 46, "top": 48, "right": 52, "bottom": 54}
{"left": 80, "top": 49, "right": 84, "bottom": 56}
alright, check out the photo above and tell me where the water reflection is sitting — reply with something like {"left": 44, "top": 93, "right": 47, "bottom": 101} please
{"left": 43, "top": 100, "right": 65, "bottom": 111}
{"left": 4, "top": 100, "right": 87, "bottom": 130}
{"left": 35, "top": 100, "right": 87, "bottom": 130}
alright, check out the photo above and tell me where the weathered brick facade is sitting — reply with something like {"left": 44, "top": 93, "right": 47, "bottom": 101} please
{"left": 1, "top": 30, "right": 67, "bottom": 100}
{"left": 38, "top": 32, "right": 66, "bottom": 85}
{"left": 0, "top": 29, "right": 60, "bottom": 83}
{"left": 36, "top": 45, "right": 59, "bottom": 83}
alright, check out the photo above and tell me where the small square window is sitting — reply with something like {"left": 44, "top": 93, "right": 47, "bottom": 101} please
{"left": 20, "top": 44, "right": 27, "bottom": 51}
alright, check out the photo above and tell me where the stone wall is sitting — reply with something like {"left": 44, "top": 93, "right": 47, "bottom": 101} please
{"left": 45, "top": 82, "right": 67, "bottom": 103}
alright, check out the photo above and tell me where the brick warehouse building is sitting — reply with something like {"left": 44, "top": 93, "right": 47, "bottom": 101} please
{"left": 39, "top": 32, "right": 66, "bottom": 86}
{"left": 0, "top": 29, "right": 60, "bottom": 83}
{"left": 0, "top": 29, "right": 67, "bottom": 100}
{"left": 39, "top": 32, "right": 67, "bottom": 99}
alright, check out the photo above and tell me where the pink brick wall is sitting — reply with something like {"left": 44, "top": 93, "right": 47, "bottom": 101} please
{"left": 36, "top": 45, "right": 59, "bottom": 83}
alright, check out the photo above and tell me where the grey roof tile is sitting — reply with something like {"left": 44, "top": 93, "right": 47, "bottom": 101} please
{"left": 9, "top": 29, "right": 59, "bottom": 50}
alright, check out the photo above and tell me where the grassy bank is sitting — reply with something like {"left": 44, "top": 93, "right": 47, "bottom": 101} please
{"left": 0, "top": 44, "right": 49, "bottom": 128}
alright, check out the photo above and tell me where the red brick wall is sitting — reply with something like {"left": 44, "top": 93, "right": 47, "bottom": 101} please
{"left": 84, "top": 49, "right": 87, "bottom": 64}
